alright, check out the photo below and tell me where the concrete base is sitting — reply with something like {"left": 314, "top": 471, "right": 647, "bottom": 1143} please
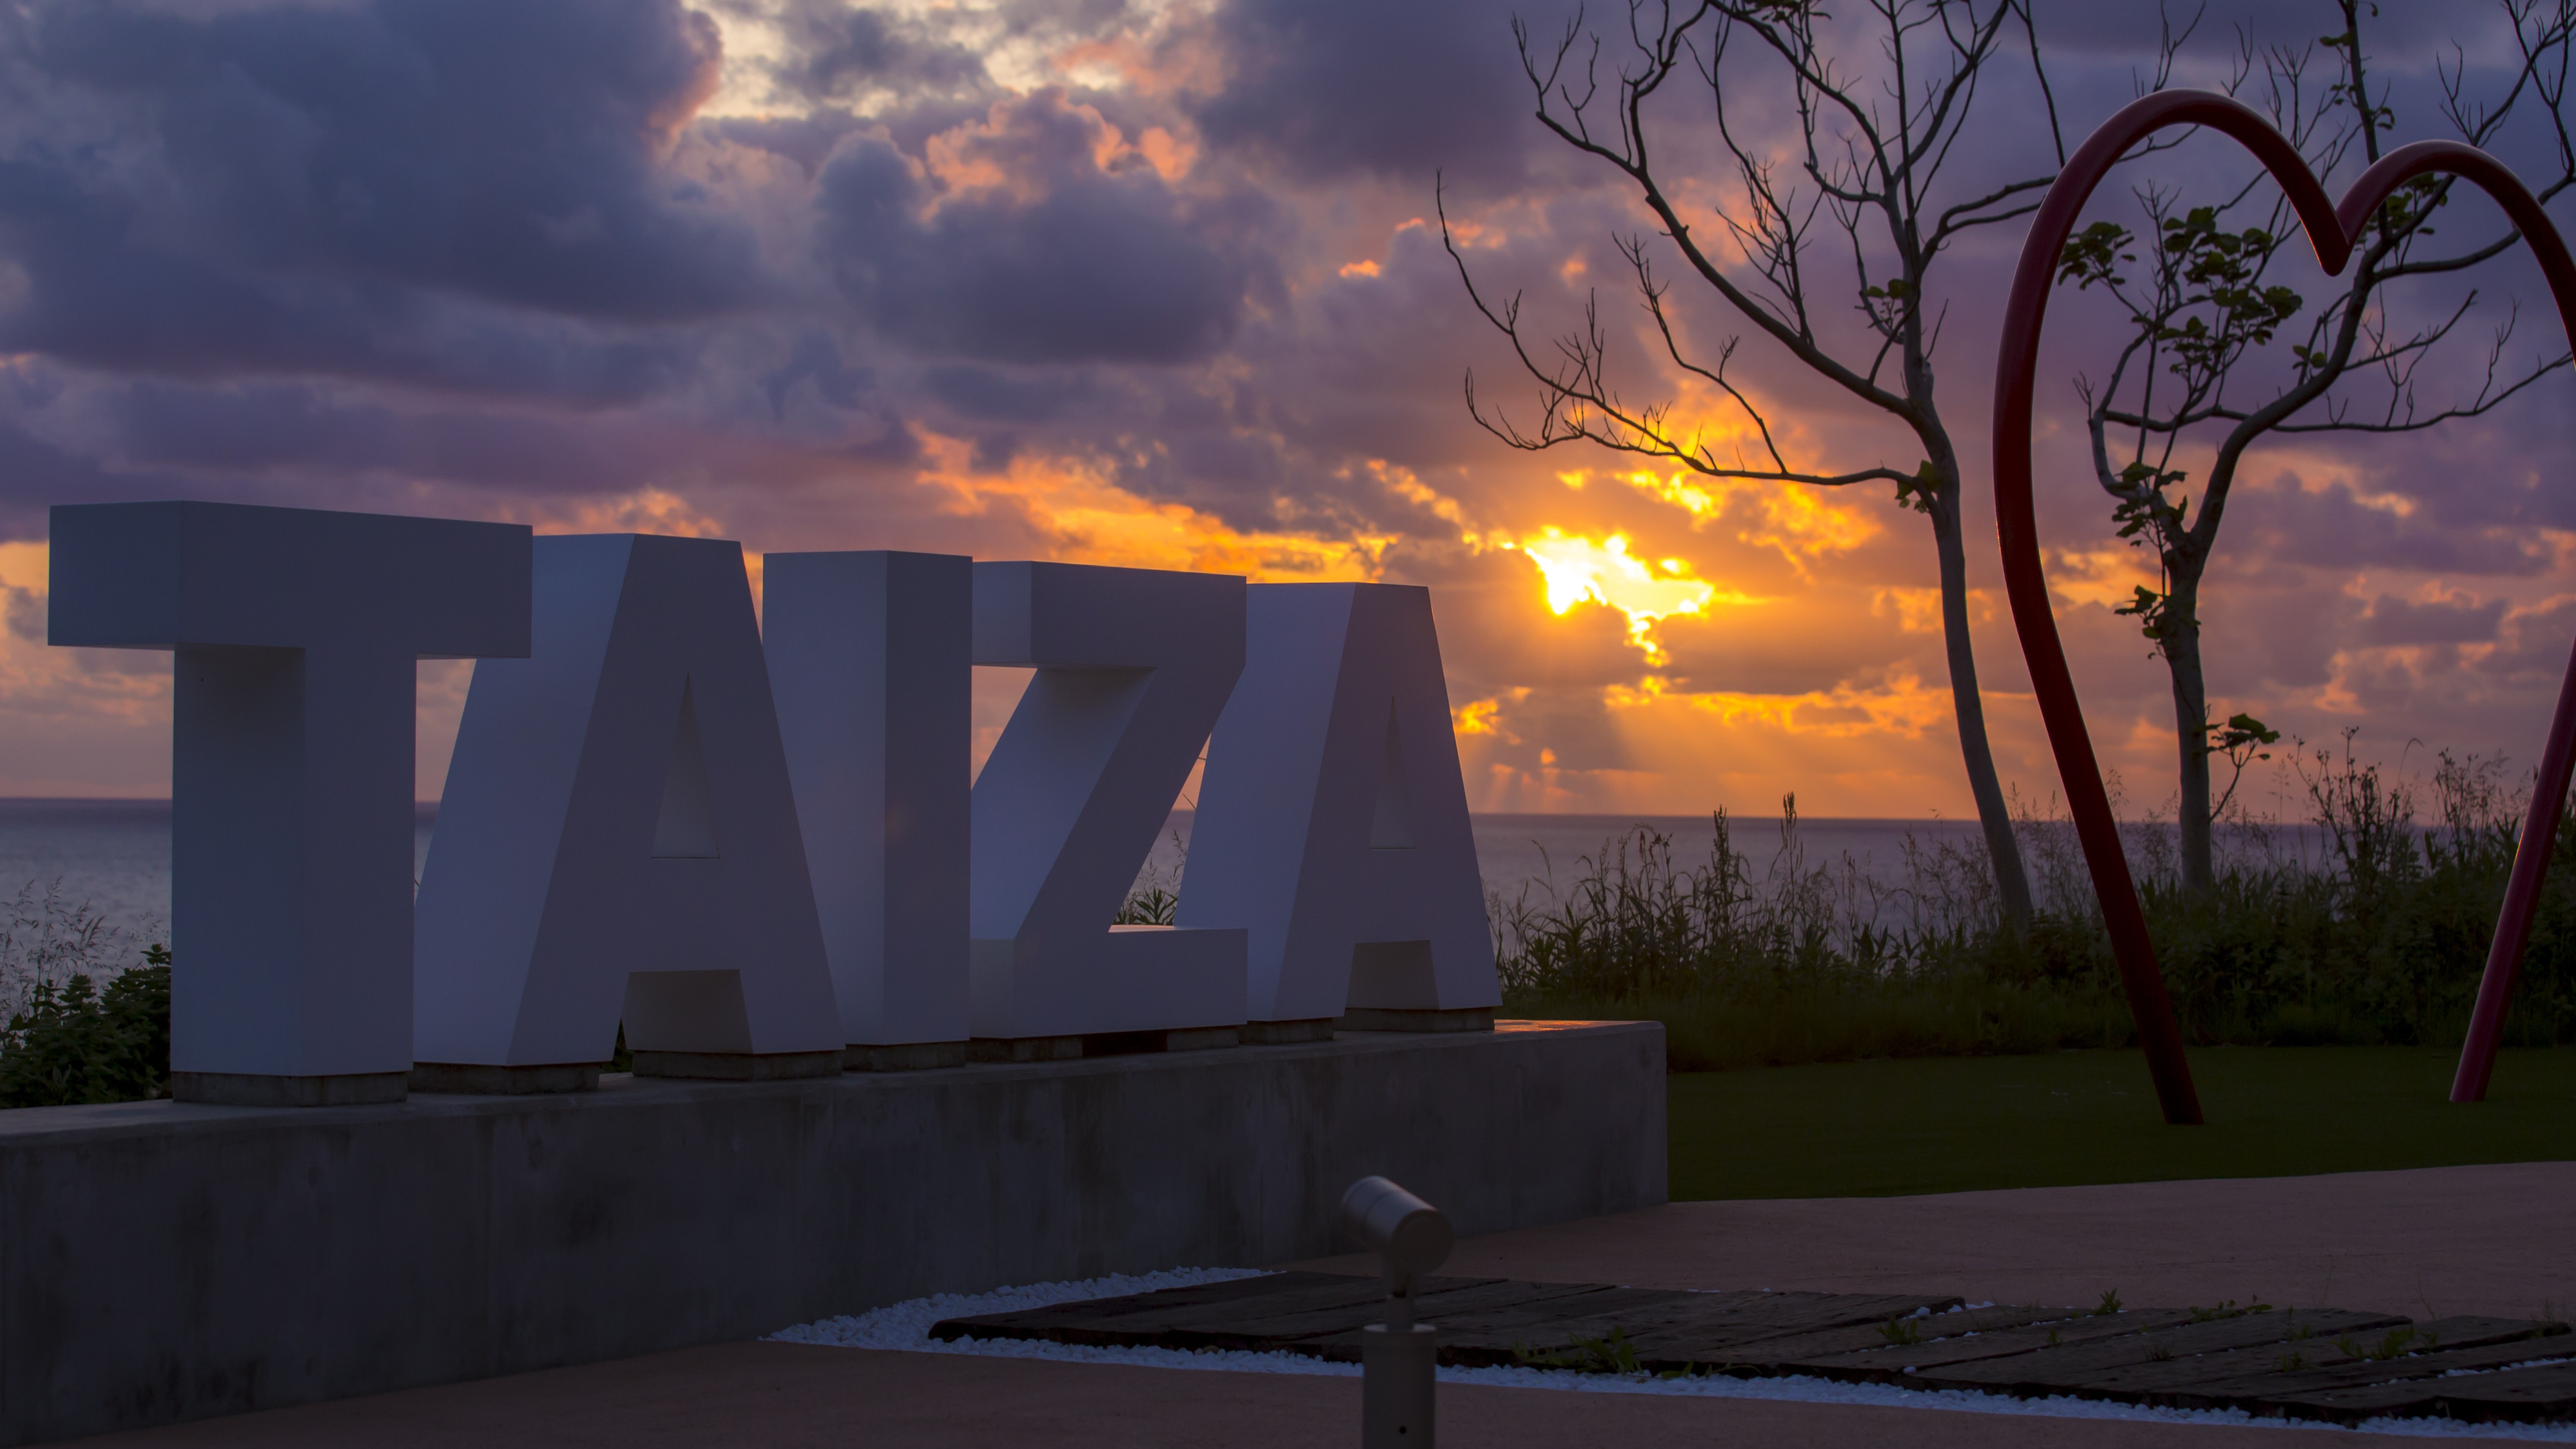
{"left": 410, "top": 1063, "right": 602, "bottom": 1095}
{"left": 88, "top": 1161, "right": 2560, "bottom": 1449}
{"left": 169, "top": 1071, "right": 410, "bottom": 1107}
{"left": 967, "top": 1026, "right": 1242, "bottom": 1062}
{"left": 629, "top": 1049, "right": 843, "bottom": 1081}
{"left": 842, "top": 1042, "right": 969, "bottom": 1073}
{"left": 1338, "top": 1007, "right": 1493, "bottom": 1033}
{"left": 1160, "top": 1027, "right": 1240, "bottom": 1052}
{"left": 967, "top": 1035, "right": 1084, "bottom": 1064}
{"left": 0, "top": 1020, "right": 1661, "bottom": 1447}
{"left": 1241, "top": 1019, "right": 1335, "bottom": 1045}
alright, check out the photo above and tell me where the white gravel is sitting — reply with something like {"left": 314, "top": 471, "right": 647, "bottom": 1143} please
{"left": 771, "top": 1270, "right": 2576, "bottom": 1442}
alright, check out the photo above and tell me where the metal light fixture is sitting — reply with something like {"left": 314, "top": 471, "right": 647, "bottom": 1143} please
{"left": 1341, "top": 1175, "right": 1452, "bottom": 1446}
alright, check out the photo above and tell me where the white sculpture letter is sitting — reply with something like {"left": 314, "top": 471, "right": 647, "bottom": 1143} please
{"left": 767, "top": 551, "right": 971, "bottom": 1070}
{"left": 46, "top": 501, "right": 532, "bottom": 1105}
{"left": 412, "top": 534, "right": 842, "bottom": 1088}
{"left": 1179, "top": 583, "right": 1498, "bottom": 1035}
{"left": 969, "top": 562, "right": 1247, "bottom": 1049}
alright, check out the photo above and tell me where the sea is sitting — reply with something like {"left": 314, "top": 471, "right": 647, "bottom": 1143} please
{"left": 0, "top": 798, "right": 1993, "bottom": 943}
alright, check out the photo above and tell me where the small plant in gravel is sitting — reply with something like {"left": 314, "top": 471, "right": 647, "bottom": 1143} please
{"left": 2093, "top": 1290, "right": 2124, "bottom": 1317}
{"left": 2186, "top": 1299, "right": 2272, "bottom": 1323}
{"left": 2360, "top": 1327, "right": 2429, "bottom": 1361}
{"left": 1512, "top": 1326, "right": 1641, "bottom": 1374}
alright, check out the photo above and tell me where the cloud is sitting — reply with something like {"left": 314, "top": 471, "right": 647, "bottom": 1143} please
{"left": 814, "top": 93, "right": 1282, "bottom": 365}
{"left": 3, "top": 585, "right": 40, "bottom": 642}
{"left": 0, "top": 0, "right": 762, "bottom": 395}
{"left": 1657, "top": 598, "right": 1909, "bottom": 698}
{"left": 0, "top": 0, "right": 2568, "bottom": 818}
{"left": 1188, "top": 0, "right": 1563, "bottom": 191}
{"left": 2231, "top": 475, "right": 2549, "bottom": 577}
{"left": 762, "top": 0, "right": 991, "bottom": 106}
{"left": 0, "top": 416, "right": 188, "bottom": 542}
{"left": 2360, "top": 592, "right": 2507, "bottom": 648}
{"left": 761, "top": 333, "right": 878, "bottom": 419}
{"left": 2479, "top": 599, "right": 2576, "bottom": 680}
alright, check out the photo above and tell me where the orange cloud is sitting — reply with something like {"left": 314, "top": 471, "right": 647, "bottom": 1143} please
{"left": 914, "top": 430, "right": 1385, "bottom": 580}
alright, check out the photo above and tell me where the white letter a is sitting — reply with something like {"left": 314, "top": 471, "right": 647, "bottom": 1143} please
{"left": 414, "top": 534, "right": 842, "bottom": 1078}
{"left": 1180, "top": 583, "right": 1498, "bottom": 1026}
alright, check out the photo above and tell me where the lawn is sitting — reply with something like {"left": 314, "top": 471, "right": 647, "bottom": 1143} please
{"left": 1669, "top": 1045, "right": 2576, "bottom": 1201}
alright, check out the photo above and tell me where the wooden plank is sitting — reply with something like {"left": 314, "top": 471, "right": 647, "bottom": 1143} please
{"left": 1795, "top": 1310, "right": 2197, "bottom": 1383}
{"left": 1911, "top": 1309, "right": 2407, "bottom": 1393}
{"left": 935, "top": 1272, "right": 1505, "bottom": 1347}
{"left": 2277, "top": 1358, "right": 2576, "bottom": 1426}
{"left": 1394, "top": 1286, "right": 1723, "bottom": 1366}
{"left": 2400, "top": 1361, "right": 2576, "bottom": 1423}
{"left": 1271, "top": 1283, "right": 1731, "bottom": 1365}
{"left": 1613, "top": 1296, "right": 1990, "bottom": 1371}
{"left": 1431, "top": 1291, "right": 1964, "bottom": 1370}
{"left": 2384, "top": 1317, "right": 2571, "bottom": 1355}
{"left": 2127, "top": 1319, "right": 2576, "bottom": 1413}
{"left": 1154, "top": 1279, "right": 1635, "bottom": 1354}
{"left": 1408, "top": 1279, "right": 1630, "bottom": 1322}
{"left": 929, "top": 1271, "right": 1356, "bottom": 1343}
{"left": 933, "top": 1271, "right": 2576, "bottom": 1424}
{"left": 1669, "top": 1305, "right": 2067, "bottom": 1373}
{"left": 2045, "top": 1312, "right": 2473, "bottom": 1399}
{"left": 1291, "top": 1289, "right": 1798, "bottom": 1365}
{"left": 1059, "top": 1275, "right": 1505, "bottom": 1348}
{"left": 2069, "top": 1328, "right": 2378, "bottom": 1399}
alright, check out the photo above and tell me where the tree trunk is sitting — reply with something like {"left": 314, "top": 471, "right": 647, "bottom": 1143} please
{"left": 2164, "top": 572, "right": 2214, "bottom": 893}
{"left": 1928, "top": 485, "right": 2035, "bottom": 932}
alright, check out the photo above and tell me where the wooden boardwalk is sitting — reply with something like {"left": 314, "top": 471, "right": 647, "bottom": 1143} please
{"left": 932, "top": 1271, "right": 2576, "bottom": 1426}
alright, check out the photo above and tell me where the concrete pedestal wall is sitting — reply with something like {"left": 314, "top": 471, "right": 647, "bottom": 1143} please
{"left": 0, "top": 1021, "right": 1662, "bottom": 1447}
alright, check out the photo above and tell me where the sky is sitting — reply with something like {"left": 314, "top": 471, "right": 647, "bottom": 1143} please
{"left": 0, "top": 0, "right": 2573, "bottom": 824}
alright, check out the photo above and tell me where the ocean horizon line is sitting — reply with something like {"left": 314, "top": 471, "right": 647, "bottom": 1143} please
{"left": 0, "top": 797, "right": 2009, "bottom": 826}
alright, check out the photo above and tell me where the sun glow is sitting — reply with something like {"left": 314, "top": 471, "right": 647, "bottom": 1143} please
{"left": 1516, "top": 529, "right": 1738, "bottom": 657}
{"left": 1554, "top": 468, "right": 1884, "bottom": 578}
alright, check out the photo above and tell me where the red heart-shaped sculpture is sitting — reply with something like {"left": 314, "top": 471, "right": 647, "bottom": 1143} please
{"left": 1994, "top": 90, "right": 2576, "bottom": 1124}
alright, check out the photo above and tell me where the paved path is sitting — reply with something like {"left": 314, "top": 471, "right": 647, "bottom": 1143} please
{"left": 58, "top": 1346, "right": 2507, "bottom": 1448}
{"left": 1294, "top": 1160, "right": 2576, "bottom": 1323}
{"left": 72, "top": 1162, "right": 2576, "bottom": 1447}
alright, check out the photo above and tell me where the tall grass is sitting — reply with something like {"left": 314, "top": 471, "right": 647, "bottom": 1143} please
{"left": 1496, "top": 736, "right": 2576, "bottom": 1071}
{"left": 0, "top": 879, "right": 159, "bottom": 1021}
{"left": 0, "top": 880, "right": 170, "bottom": 1106}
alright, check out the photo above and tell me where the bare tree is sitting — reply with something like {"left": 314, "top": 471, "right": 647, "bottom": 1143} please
{"left": 1446, "top": 0, "right": 2100, "bottom": 931}
{"left": 2059, "top": 0, "right": 2576, "bottom": 893}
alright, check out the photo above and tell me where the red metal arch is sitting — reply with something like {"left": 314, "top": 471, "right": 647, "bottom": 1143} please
{"left": 1993, "top": 90, "right": 2576, "bottom": 1123}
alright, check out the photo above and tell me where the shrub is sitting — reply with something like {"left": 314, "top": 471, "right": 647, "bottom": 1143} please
{"left": 1496, "top": 737, "right": 2576, "bottom": 1071}
{"left": 0, "top": 879, "right": 172, "bottom": 1108}
{"left": 0, "top": 944, "right": 170, "bottom": 1107}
